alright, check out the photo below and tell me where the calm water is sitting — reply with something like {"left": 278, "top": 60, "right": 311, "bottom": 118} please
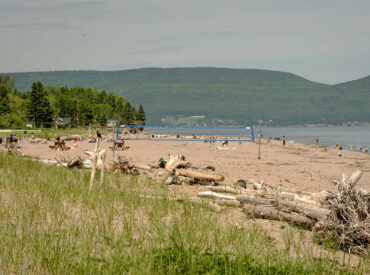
{"left": 144, "top": 126, "right": 370, "bottom": 150}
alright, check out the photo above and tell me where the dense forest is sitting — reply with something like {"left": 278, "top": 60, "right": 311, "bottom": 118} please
{"left": 0, "top": 75, "right": 145, "bottom": 129}
{"left": 5, "top": 67, "right": 370, "bottom": 126}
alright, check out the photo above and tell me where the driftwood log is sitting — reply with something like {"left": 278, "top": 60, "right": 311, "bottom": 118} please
{"left": 314, "top": 170, "right": 369, "bottom": 255}
{"left": 197, "top": 191, "right": 236, "bottom": 200}
{"left": 278, "top": 200, "right": 330, "bottom": 221}
{"left": 177, "top": 169, "right": 224, "bottom": 182}
{"left": 243, "top": 204, "right": 314, "bottom": 227}
{"left": 236, "top": 195, "right": 277, "bottom": 206}
{"left": 204, "top": 186, "right": 259, "bottom": 195}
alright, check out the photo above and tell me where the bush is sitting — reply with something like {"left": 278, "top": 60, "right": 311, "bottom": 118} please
{"left": 0, "top": 113, "right": 24, "bottom": 129}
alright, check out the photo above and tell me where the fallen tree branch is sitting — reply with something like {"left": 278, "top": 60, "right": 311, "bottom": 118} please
{"left": 177, "top": 169, "right": 224, "bottom": 182}
{"left": 197, "top": 191, "right": 236, "bottom": 200}
{"left": 204, "top": 185, "right": 259, "bottom": 195}
{"left": 243, "top": 204, "right": 314, "bottom": 227}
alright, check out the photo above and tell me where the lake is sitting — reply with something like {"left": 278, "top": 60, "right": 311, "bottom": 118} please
{"left": 143, "top": 126, "right": 370, "bottom": 151}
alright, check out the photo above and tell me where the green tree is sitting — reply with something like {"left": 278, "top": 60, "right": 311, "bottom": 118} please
{"left": 26, "top": 81, "right": 54, "bottom": 127}
{"left": 98, "top": 114, "right": 107, "bottom": 126}
{"left": 136, "top": 104, "right": 146, "bottom": 125}
{"left": 121, "top": 102, "right": 135, "bottom": 125}
{"left": 78, "top": 100, "right": 94, "bottom": 126}
{"left": 0, "top": 84, "right": 11, "bottom": 115}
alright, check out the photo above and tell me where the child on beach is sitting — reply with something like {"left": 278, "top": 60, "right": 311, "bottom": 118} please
{"left": 282, "top": 136, "right": 286, "bottom": 146}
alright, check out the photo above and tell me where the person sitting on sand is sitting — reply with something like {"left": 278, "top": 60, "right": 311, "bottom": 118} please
{"left": 60, "top": 140, "right": 66, "bottom": 150}
{"left": 72, "top": 139, "right": 78, "bottom": 149}
{"left": 335, "top": 142, "right": 339, "bottom": 149}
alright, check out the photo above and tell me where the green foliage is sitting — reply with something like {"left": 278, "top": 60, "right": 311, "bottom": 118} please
{"left": 25, "top": 81, "right": 54, "bottom": 127}
{"left": 0, "top": 75, "right": 142, "bottom": 129}
{"left": 97, "top": 113, "right": 107, "bottom": 126}
{"left": 136, "top": 104, "right": 146, "bottom": 125}
{"left": 0, "top": 79, "right": 11, "bottom": 115}
{"left": 0, "top": 113, "right": 24, "bottom": 129}
{"left": 6, "top": 68, "right": 370, "bottom": 125}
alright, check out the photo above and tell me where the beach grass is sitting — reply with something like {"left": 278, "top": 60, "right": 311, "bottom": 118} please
{"left": 0, "top": 151, "right": 367, "bottom": 274}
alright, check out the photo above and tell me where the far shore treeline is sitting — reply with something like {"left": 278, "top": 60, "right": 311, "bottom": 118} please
{"left": 0, "top": 75, "right": 145, "bottom": 129}
{"left": 5, "top": 68, "right": 370, "bottom": 126}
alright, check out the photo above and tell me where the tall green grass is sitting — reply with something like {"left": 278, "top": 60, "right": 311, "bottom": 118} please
{"left": 0, "top": 152, "right": 367, "bottom": 274}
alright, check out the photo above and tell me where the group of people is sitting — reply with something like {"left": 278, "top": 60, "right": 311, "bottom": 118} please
{"left": 336, "top": 142, "right": 368, "bottom": 153}
{"left": 0, "top": 134, "right": 18, "bottom": 145}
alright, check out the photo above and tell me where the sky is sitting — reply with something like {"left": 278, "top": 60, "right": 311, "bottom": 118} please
{"left": 0, "top": 0, "right": 369, "bottom": 84}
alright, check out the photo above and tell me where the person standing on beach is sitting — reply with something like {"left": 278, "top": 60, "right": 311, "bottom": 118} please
{"left": 316, "top": 137, "right": 319, "bottom": 149}
{"left": 282, "top": 136, "right": 286, "bottom": 146}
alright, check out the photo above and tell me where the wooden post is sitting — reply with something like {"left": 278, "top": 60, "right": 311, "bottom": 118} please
{"left": 100, "top": 151, "right": 106, "bottom": 187}
{"left": 112, "top": 125, "right": 115, "bottom": 157}
{"left": 89, "top": 137, "right": 100, "bottom": 189}
{"left": 257, "top": 120, "right": 262, "bottom": 159}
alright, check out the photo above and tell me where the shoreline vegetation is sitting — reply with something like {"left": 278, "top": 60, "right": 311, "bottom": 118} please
{"left": 0, "top": 150, "right": 368, "bottom": 274}
{"left": 0, "top": 75, "right": 145, "bottom": 130}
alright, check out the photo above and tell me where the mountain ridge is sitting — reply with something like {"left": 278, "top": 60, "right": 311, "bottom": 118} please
{"left": 4, "top": 67, "right": 370, "bottom": 126}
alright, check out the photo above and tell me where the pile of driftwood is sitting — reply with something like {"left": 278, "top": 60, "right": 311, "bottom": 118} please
{"left": 53, "top": 150, "right": 226, "bottom": 189}
{"left": 112, "top": 153, "right": 225, "bottom": 185}
{"left": 314, "top": 171, "right": 369, "bottom": 255}
{"left": 197, "top": 170, "right": 368, "bottom": 255}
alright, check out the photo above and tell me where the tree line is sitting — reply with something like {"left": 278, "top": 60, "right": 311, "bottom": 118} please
{"left": 0, "top": 75, "right": 146, "bottom": 128}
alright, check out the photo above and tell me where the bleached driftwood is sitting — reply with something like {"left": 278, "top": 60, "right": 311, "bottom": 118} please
{"left": 243, "top": 204, "right": 314, "bottom": 227}
{"left": 89, "top": 138, "right": 100, "bottom": 189}
{"left": 253, "top": 180, "right": 312, "bottom": 196}
{"left": 165, "top": 154, "right": 184, "bottom": 170}
{"left": 348, "top": 170, "right": 363, "bottom": 187}
{"left": 85, "top": 149, "right": 107, "bottom": 170}
{"left": 132, "top": 164, "right": 152, "bottom": 171}
{"left": 177, "top": 169, "right": 225, "bottom": 182}
{"left": 236, "top": 195, "right": 277, "bottom": 206}
{"left": 314, "top": 170, "right": 369, "bottom": 255}
{"left": 253, "top": 180, "right": 322, "bottom": 205}
{"left": 197, "top": 191, "right": 236, "bottom": 200}
{"left": 99, "top": 151, "right": 106, "bottom": 187}
{"left": 278, "top": 200, "right": 330, "bottom": 221}
{"left": 40, "top": 159, "right": 59, "bottom": 165}
{"left": 204, "top": 186, "right": 259, "bottom": 195}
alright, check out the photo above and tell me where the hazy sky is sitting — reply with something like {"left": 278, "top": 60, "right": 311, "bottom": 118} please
{"left": 1, "top": 0, "right": 369, "bottom": 84}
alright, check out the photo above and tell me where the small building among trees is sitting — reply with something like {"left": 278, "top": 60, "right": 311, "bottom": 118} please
{"left": 25, "top": 120, "right": 34, "bottom": 128}
{"left": 55, "top": 117, "right": 72, "bottom": 128}
{"left": 106, "top": 118, "right": 119, "bottom": 127}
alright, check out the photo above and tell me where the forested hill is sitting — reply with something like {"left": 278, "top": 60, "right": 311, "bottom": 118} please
{"left": 6, "top": 68, "right": 370, "bottom": 126}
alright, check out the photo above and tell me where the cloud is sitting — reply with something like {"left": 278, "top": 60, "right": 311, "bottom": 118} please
{"left": 0, "top": 22, "right": 73, "bottom": 30}
{"left": 130, "top": 44, "right": 189, "bottom": 55}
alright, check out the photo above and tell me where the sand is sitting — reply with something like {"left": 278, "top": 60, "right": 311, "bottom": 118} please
{"left": 14, "top": 136, "right": 370, "bottom": 193}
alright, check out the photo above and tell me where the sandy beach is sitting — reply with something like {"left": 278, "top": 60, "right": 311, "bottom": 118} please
{"left": 14, "top": 135, "right": 370, "bottom": 193}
